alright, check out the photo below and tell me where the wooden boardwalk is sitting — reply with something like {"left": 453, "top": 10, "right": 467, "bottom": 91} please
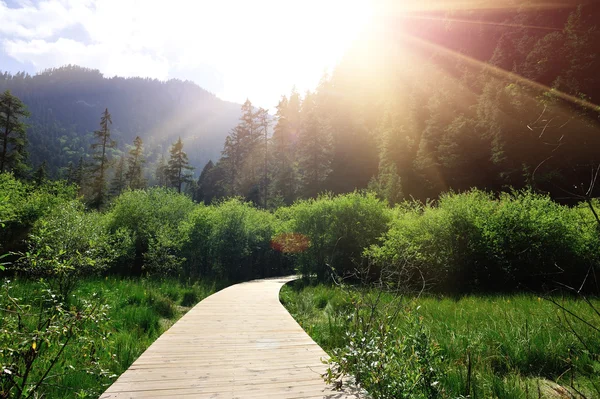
{"left": 101, "top": 276, "right": 363, "bottom": 398}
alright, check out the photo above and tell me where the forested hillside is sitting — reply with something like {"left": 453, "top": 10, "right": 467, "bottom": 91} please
{"left": 201, "top": 2, "right": 600, "bottom": 205}
{"left": 0, "top": 65, "right": 241, "bottom": 179}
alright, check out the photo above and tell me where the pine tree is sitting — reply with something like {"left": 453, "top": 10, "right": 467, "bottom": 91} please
{"left": 73, "top": 157, "right": 85, "bottom": 188}
{"left": 218, "top": 99, "right": 264, "bottom": 199}
{"left": 271, "top": 94, "right": 300, "bottom": 204}
{"left": 167, "top": 137, "right": 194, "bottom": 193}
{"left": 65, "top": 161, "right": 74, "bottom": 182}
{"left": 195, "top": 160, "right": 214, "bottom": 203}
{"left": 125, "top": 136, "right": 146, "bottom": 189}
{"left": 237, "top": 99, "right": 262, "bottom": 200}
{"left": 297, "top": 92, "right": 333, "bottom": 198}
{"left": 110, "top": 156, "right": 126, "bottom": 197}
{"left": 369, "top": 110, "right": 404, "bottom": 205}
{"left": 219, "top": 128, "right": 243, "bottom": 195}
{"left": 89, "top": 108, "right": 116, "bottom": 208}
{"left": 256, "top": 107, "right": 270, "bottom": 207}
{"left": 0, "top": 90, "right": 30, "bottom": 174}
{"left": 33, "top": 161, "right": 47, "bottom": 185}
{"left": 155, "top": 155, "right": 167, "bottom": 187}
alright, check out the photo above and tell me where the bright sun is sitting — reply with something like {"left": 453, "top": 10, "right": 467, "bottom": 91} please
{"left": 165, "top": 0, "right": 375, "bottom": 108}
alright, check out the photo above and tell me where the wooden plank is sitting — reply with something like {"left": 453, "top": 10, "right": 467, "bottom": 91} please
{"left": 100, "top": 277, "right": 365, "bottom": 398}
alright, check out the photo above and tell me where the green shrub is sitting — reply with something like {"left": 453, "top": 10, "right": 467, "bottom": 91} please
{"left": 368, "top": 189, "right": 600, "bottom": 293}
{"left": 180, "top": 290, "right": 199, "bottom": 307}
{"left": 180, "top": 198, "right": 284, "bottom": 280}
{"left": 277, "top": 191, "right": 391, "bottom": 280}
{"left": 0, "top": 173, "right": 76, "bottom": 252}
{"left": 107, "top": 188, "right": 195, "bottom": 275}
{"left": 0, "top": 280, "right": 111, "bottom": 399}
{"left": 17, "top": 200, "right": 127, "bottom": 298}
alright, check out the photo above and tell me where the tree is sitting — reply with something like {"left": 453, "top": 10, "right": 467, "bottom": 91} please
{"left": 271, "top": 94, "right": 300, "bottom": 204}
{"left": 167, "top": 137, "right": 194, "bottom": 193}
{"left": 217, "top": 99, "right": 263, "bottom": 200}
{"left": 195, "top": 160, "right": 214, "bottom": 203}
{"left": 297, "top": 92, "right": 333, "bottom": 198}
{"left": 89, "top": 108, "right": 116, "bottom": 208}
{"left": 256, "top": 107, "right": 270, "bottom": 207}
{"left": 32, "top": 161, "right": 47, "bottom": 186}
{"left": 0, "top": 90, "right": 29, "bottom": 174}
{"left": 109, "top": 156, "right": 126, "bottom": 197}
{"left": 237, "top": 99, "right": 263, "bottom": 201}
{"left": 155, "top": 155, "right": 167, "bottom": 187}
{"left": 125, "top": 136, "right": 146, "bottom": 189}
{"left": 72, "top": 157, "right": 86, "bottom": 188}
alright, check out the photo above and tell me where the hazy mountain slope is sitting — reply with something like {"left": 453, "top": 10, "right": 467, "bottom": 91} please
{"left": 0, "top": 65, "right": 241, "bottom": 178}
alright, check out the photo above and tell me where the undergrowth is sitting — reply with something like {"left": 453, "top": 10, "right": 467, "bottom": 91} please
{"left": 280, "top": 281, "right": 600, "bottom": 399}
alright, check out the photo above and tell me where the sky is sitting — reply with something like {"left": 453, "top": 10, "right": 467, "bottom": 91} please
{"left": 0, "top": 0, "right": 373, "bottom": 109}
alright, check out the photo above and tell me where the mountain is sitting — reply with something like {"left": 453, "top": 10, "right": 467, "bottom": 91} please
{"left": 0, "top": 65, "right": 241, "bottom": 179}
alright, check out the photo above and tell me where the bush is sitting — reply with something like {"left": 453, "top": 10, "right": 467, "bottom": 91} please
{"left": 277, "top": 192, "right": 391, "bottom": 280}
{"left": 180, "top": 290, "right": 199, "bottom": 307}
{"left": 0, "top": 280, "right": 111, "bottom": 399}
{"left": 368, "top": 189, "right": 600, "bottom": 293}
{"left": 0, "top": 173, "right": 77, "bottom": 252}
{"left": 17, "top": 200, "right": 127, "bottom": 298}
{"left": 107, "top": 188, "right": 195, "bottom": 275}
{"left": 180, "top": 198, "right": 284, "bottom": 280}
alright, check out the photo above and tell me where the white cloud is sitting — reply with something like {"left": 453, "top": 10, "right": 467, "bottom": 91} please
{"left": 1, "top": 0, "right": 373, "bottom": 108}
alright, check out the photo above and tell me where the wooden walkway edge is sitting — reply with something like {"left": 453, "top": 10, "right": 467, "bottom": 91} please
{"left": 100, "top": 276, "right": 364, "bottom": 398}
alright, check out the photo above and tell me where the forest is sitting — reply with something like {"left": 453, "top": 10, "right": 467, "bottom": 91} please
{"left": 1, "top": 1, "right": 600, "bottom": 398}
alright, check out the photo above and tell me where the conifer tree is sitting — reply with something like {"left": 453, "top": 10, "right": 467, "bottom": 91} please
{"left": 89, "top": 108, "right": 116, "bottom": 208}
{"left": 369, "top": 110, "right": 404, "bottom": 205}
{"left": 218, "top": 99, "right": 264, "bottom": 199}
{"left": 125, "top": 136, "right": 146, "bottom": 189}
{"left": 195, "top": 160, "right": 214, "bottom": 203}
{"left": 33, "top": 161, "right": 47, "bottom": 185}
{"left": 256, "top": 107, "right": 270, "bottom": 207}
{"left": 219, "top": 128, "right": 243, "bottom": 195}
{"left": 297, "top": 92, "right": 333, "bottom": 198}
{"left": 167, "top": 137, "right": 194, "bottom": 193}
{"left": 155, "top": 155, "right": 167, "bottom": 187}
{"left": 110, "top": 156, "right": 126, "bottom": 197}
{"left": 237, "top": 99, "right": 262, "bottom": 200}
{"left": 271, "top": 94, "right": 300, "bottom": 204}
{"left": 0, "top": 90, "right": 30, "bottom": 174}
{"left": 73, "top": 157, "right": 85, "bottom": 188}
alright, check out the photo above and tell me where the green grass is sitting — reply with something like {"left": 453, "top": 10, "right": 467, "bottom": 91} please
{"left": 1, "top": 276, "right": 226, "bottom": 398}
{"left": 280, "top": 281, "right": 600, "bottom": 399}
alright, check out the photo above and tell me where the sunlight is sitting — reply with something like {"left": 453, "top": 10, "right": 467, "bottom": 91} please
{"left": 160, "top": 0, "right": 374, "bottom": 108}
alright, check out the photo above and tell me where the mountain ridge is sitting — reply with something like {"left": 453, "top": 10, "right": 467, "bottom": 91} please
{"left": 0, "top": 65, "right": 242, "bottom": 179}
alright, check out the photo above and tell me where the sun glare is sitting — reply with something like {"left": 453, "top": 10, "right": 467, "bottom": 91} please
{"left": 166, "top": 0, "right": 375, "bottom": 108}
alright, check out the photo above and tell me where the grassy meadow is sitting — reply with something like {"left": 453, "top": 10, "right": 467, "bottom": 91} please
{"left": 1, "top": 277, "right": 223, "bottom": 398}
{"left": 281, "top": 282, "right": 600, "bottom": 399}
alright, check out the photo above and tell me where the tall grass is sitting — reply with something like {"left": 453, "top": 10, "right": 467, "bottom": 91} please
{"left": 281, "top": 282, "right": 600, "bottom": 399}
{"left": 1, "top": 277, "right": 222, "bottom": 398}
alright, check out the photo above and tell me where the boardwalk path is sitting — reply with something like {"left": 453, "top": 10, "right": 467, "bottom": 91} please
{"left": 101, "top": 276, "right": 363, "bottom": 398}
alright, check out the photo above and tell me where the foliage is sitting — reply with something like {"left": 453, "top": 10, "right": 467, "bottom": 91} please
{"left": 367, "top": 189, "right": 600, "bottom": 293}
{"left": 0, "top": 65, "right": 241, "bottom": 180}
{"left": 106, "top": 188, "right": 195, "bottom": 275}
{"left": 125, "top": 136, "right": 146, "bottom": 190}
{"left": 180, "top": 198, "right": 286, "bottom": 280}
{"left": 282, "top": 282, "right": 600, "bottom": 399}
{"left": 0, "top": 173, "right": 77, "bottom": 252}
{"left": 0, "top": 90, "right": 30, "bottom": 176}
{"left": 16, "top": 201, "right": 128, "bottom": 298}
{"left": 277, "top": 192, "right": 391, "bottom": 280}
{"left": 166, "top": 137, "right": 193, "bottom": 194}
{"left": 0, "top": 280, "right": 111, "bottom": 399}
{"left": 0, "top": 277, "right": 219, "bottom": 399}
{"left": 89, "top": 108, "right": 116, "bottom": 209}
